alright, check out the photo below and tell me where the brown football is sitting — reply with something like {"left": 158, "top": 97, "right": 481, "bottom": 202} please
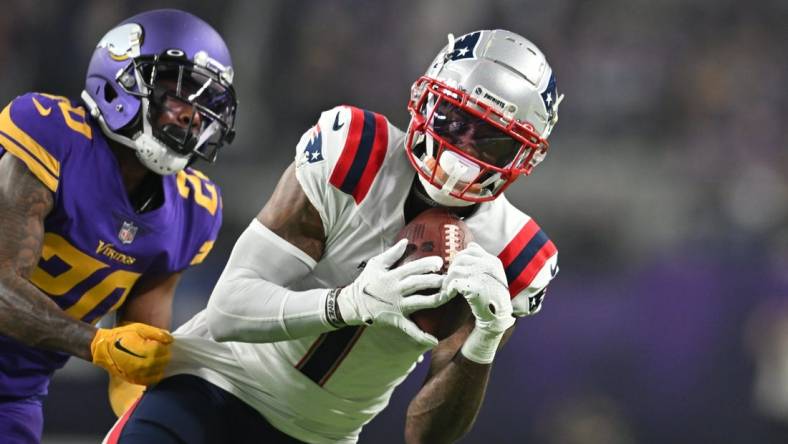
{"left": 394, "top": 208, "right": 473, "bottom": 340}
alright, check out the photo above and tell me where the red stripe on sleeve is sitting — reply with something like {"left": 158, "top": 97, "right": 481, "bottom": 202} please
{"left": 508, "top": 240, "right": 557, "bottom": 297}
{"left": 351, "top": 113, "right": 389, "bottom": 203}
{"left": 105, "top": 396, "right": 143, "bottom": 443}
{"left": 497, "top": 219, "right": 540, "bottom": 268}
{"left": 329, "top": 107, "right": 365, "bottom": 189}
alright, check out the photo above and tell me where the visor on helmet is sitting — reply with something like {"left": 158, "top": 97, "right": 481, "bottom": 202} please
{"left": 431, "top": 101, "right": 520, "bottom": 168}
{"left": 117, "top": 53, "right": 237, "bottom": 162}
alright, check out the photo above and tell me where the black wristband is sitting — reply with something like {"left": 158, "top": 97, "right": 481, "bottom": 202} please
{"left": 325, "top": 288, "right": 346, "bottom": 328}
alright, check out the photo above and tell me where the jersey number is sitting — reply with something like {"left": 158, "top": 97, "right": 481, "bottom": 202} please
{"left": 176, "top": 169, "right": 219, "bottom": 215}
{"left": 39, "top": 94, "right": 93, "bottom": 140}
{"left": 30, "top": 233, "right": 140, "bottom": 323}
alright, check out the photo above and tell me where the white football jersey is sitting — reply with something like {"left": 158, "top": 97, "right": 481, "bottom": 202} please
{"left": 167, "top": 106, "right": 558, "bottom": 444}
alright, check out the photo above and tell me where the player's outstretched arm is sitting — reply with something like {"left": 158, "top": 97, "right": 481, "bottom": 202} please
{"left": 404, "top": 243, "right": 517, "bottom": 443}
{"left": 0, "top": 154, "right": 172, "bottom": 385}
{"left": 206, "top": 163, "right": 334, "bottom": 342}
{"left": 206, "top": 163, "right": 448, "bottom": 346}
{"left": 107, "top": 272, "right": 181, "bottom": 416}
{"left": 204, "top": 218, "right": 334, "bottom": 343}
{"left": 0, "top": 153, "right": 94, "bottom": 359}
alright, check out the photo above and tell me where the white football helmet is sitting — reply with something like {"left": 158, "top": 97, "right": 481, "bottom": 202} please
{"left": 406, "top": 30, "right": 563, "bottom": 205}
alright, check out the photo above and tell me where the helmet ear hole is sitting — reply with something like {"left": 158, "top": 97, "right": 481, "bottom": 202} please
{"left": 103, "top": 83, "right": 118, "bottom": 102}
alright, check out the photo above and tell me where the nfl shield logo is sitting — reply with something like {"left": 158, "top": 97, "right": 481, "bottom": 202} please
{"left": 118, "top": 221, "right": 138, "bottom": 244}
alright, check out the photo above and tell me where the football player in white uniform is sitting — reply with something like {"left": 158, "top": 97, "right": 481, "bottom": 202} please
{"left": 106, "top": 29, "right": 563, "bottom": 444}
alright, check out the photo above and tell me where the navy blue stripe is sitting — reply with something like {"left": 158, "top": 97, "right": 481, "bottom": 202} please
{"left": 504, "top": 230, "right": 548, "bottom": 283}
{"left": 339, "top": 110, "right": 376, "bottom": 194}
{"left": 299, "top": 327, "right": 360, "bottom": 384}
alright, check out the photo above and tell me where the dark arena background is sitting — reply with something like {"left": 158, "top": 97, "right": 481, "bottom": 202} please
{"left": 1, "top": 1, "right": 787, "bottom": 443}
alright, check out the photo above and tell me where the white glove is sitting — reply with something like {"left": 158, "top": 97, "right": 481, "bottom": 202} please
{"left": 443, "top": 242, "right": 515, "bottom": 364}
{"left": 337, "top": 239, "right": 447, "bottom": 347}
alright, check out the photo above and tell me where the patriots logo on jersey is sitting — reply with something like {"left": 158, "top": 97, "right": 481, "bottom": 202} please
{"left": 447, "top": 31, "right": 481, "bottom": 61}
{"left": 529, "top": 288, "right": 547, "bottom": 313}
{"left": 540, "top": 73, "right": 558, "bottom": 120}
{"left": 303, "top": 125, "right": 324, "bottom": 164}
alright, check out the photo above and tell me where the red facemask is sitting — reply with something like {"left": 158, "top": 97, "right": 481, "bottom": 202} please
{"left": 405, "top": 76, "right": 549, "bottom": 203}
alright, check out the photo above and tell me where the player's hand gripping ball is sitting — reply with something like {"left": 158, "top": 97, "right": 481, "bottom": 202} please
{"left": 394, "top": 208, "right": 473, "bottom": 340}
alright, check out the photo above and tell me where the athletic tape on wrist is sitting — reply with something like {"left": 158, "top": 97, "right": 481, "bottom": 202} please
{"left": 460, "top": 327, "right": 504, "bottom": 364}
{"left": 325, "top": 288, "right": 346, "bottom": 328}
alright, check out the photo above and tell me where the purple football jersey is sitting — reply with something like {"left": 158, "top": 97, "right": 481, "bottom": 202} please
{"left": 0, "top": 92, "right": 222, "bottom": 398}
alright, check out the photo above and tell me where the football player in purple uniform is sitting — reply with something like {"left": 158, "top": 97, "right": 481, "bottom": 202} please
{"left": 0, "top": 9, "right": 237, "bottom": 443}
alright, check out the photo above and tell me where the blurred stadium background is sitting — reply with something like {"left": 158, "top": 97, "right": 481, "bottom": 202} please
{"left": 2, "top": 0, "right": 787, "bottom": 442}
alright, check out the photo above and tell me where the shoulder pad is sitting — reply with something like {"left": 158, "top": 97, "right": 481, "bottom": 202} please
{"left": 295, "top": 105, "right": 390, "bottom": 204}
{"left": 0, "top": 93, "right": 93, "bottom": 192}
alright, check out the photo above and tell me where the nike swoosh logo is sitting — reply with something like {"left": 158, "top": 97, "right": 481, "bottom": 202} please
{"left": 550, "top": 263, "right": 559, "bottom": 277}
{"left": 114, "top": 339, "right": 146, "bottom": 358}
{"left": 332, "top": 112, "right": 344, "bottom": 131}
{"left": 32, "top": 97, "right": 52, "bottom": 116}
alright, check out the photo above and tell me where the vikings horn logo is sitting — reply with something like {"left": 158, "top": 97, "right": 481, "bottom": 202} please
{"left": 97, "top": 23, "right": 143, "bottom": 61}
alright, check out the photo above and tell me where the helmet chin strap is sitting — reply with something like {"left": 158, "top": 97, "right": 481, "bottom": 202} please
{"left": 417, "top": 132, "right": 479, "bottom": 207}
{"left": 81, "top": 90, "right": 191, "bottom": 175}
{"left": 417, "top": 174, "right": 475, "bottom": 207}
{"left": 136, "top": 96, "right": 191, "bottom": 175}
{"left": 438, "top": 150, "right": 479, "bottom": 193}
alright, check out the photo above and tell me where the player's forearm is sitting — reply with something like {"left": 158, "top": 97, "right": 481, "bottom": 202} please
{"left": 405, "top": 352, "right": 491, "bottom": 444}
{"left": 0, "top": 155, "right": 95, "bottom": 359}
{"left": 206, "top": 277, "right": 335, "bottom": 342}
{"left": 205, "top": 219, "right": 336, "bottom": 342}
{"left": 0, "top": 272, "right": 95, "bottom": 360}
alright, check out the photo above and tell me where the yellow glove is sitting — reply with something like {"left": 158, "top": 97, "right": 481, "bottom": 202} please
{"left": 108, "top": 374, "right": 145, "bottom": 417}
{"left": 91, "top": 322, "right": 173, "bottom": 385}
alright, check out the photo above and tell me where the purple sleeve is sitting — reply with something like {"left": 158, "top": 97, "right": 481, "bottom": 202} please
{"left": 0, "top": 93, "right": 86, "bottom": 193}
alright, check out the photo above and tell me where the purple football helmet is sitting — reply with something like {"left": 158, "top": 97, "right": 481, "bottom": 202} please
{"left": 82, "top": 9, "right": 237, "bottom": 174}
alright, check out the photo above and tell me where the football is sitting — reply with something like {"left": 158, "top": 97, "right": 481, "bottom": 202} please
{"left": 394, "top": 208, "right": 473, "bottom": 340}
